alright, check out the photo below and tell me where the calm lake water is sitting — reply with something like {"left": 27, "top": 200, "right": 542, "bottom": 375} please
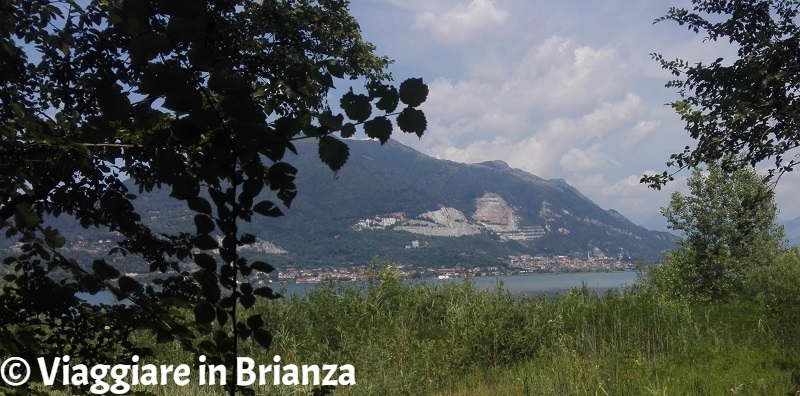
{"left": 458, "top": 271, "right": 639, "bottom": 296}
{"left": 78, "top": 271, "right": 639, "bottom": 304}
{"left": 276, "top": 271, "right": 640, "bottom": 297}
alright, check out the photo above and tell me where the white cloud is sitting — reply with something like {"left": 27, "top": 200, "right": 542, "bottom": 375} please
{"left": 542, "top": 93, "right": 643, "bottom": 143}
{"left": 431, "top": 135, "right": 551, "bottom": 176}
{"left": 358, "top": 0, "right": 770, "bottom": 224}
{"left": 585, "top": 172, "right": 685, "bottom": 222}
{"left": 391, "top": 31, "right": 677, "bottom": 224}
{"left": 414, "top": 0, "right": 510, "bottom": 43}
{"left": 601, "top": 173, "right": 658, "bottom": 198}
{"left": 625, "top": 120, "right": 661, "bottom": 148}
{"left": 512, "top": 37, "right": 626, "bottom": 110}
{"left": 419, "top": 37, "right": 635, "bottom": 146}
{"left": 407, "top": 82, "right": 644, "bottom": 185}
{"left": 560, "top": 145, "right": 617, "bottom": 175}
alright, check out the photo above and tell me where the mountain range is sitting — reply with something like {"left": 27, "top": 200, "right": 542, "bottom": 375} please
{"left": 5, "top": 139, "right": 681, "bottom": 269}
{"left": 784, "top": 216, "right": 800, "bottom": 246}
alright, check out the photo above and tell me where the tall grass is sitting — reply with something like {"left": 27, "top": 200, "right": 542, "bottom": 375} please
{"left": 73, "top": 274, "right": 800, "bottom": 395}
{"left": 225, "top": 276, "right": 800, "bottom": 395}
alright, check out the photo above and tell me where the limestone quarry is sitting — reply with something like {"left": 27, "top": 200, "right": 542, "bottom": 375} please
{"left": 352, "top": 192, "right": 546, "bottom": 241}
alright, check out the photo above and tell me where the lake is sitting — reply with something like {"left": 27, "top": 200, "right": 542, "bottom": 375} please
{"left": 274, "top": 270, "right": 640, "bottom": 297}
{"left": 453, "top": 270, "right": 639, "bottom": 296}
{"left": 78, "top": 271, "right": 640, "bottom": 304}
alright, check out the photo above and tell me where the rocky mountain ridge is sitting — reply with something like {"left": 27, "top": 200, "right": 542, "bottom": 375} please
{"left": 3, "top": 139, "right": 679, "bottom": 269}
{"left": 255, "top": 139, "right": 679, "bottom": 266}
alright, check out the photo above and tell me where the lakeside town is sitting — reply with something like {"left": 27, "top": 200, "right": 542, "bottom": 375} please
{"left": 4, "top": 238, "right": 639, "bottom": 286}
{"left": 272, "top": 255, "right": 637, "bottom": 284}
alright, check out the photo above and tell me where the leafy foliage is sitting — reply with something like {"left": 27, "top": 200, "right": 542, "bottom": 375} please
{"left": 643, "top": 0, "right": 800, "bottom": 188}
{"left": 746, "top": 248, "right": 800, "bottom": 308}
{"left": 648, "top": 162, "right": 784, "bottom": 301}
{"left": 0, "top": 0, "right": 427, "bottom": 394}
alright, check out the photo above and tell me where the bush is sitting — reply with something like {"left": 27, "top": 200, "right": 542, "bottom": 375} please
{"left": 645, "top": 249, "right": 743, "bottom": 302}
{"left": 746, "top": 248, "right": 800, "bottom": 308}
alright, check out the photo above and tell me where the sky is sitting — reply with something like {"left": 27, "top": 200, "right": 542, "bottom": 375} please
{"left": 339, "top": 0, "right": 800, "bottom": 229}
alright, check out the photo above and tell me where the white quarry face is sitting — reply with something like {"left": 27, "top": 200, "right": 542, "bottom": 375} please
{"left": 350, "top": 192, "right": 546, "bottom": 240}
{"left": 473, "top": 192, "right": 517, "bottom": 231}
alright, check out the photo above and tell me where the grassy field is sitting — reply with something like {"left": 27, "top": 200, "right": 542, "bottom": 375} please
{"left": 112, "top": 275, "right": 800, "bottom": 395}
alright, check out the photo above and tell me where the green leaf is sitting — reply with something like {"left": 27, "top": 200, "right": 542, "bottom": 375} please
{"left": 267, "top": 162, "right": 297, "bottom": 190}
{"left": 239, "top": 234, "right": 255, "bottom": 246}
{"left": 273, "top": 116, "right": 302, "bottom": 138}
{"left": 193, "top": 253, "right": 216, "bottom": 271}
{"left": 118, "top": 276, "right": 142, "bottom": 294}
{"left": 252, "top": 329, "right": 273, "bottom": 349}
{"left": 340, "top": 90, "right": 371, "bottom": 122}
{"left": 157, "top": 0, "right": 204, "bottom": 17}
{"left": 396, "top": 107, "right": 427, "bottom": 137}
{"left": 171, "top": 118, "right": 201, "bottom": 146}
{"left": 14, "top": 202, "right": 39, "bottom": 229}
{"left": 219, "top": 249, "right": 236, "bottom": 266}
{"left": 192, "top": 235, "right": 218, "bottom": 250}
{"left": 129, "top": 33, "right": 172, "bottom": 65}
{"left": 246, "top": 314, "right": 264, "bottom": 329}
{"left": 188, "top": 45, "right": 215, "bottom": 71}
{"left": 318, "top": 135, "right": 349, "bottom": 172}
{"left": 253, "top": 287, "right": 281, "bottom": 299}
{"left": 325, "top": 59, "right": 345, "bottom": 78}
{"left": 194, "top": 302, "right": 216, "bottom": 324}
{"left": 208, "top": 188, "right": 227, "bottom": 208}
{"left": 166, "top": 14, "right": 207, "bottom": 43}
{"left": 198, "top": 340, "right": 217, "bottom": 355}
{"left": 97, "top": 86, "right": 131, "bottom": 120}
{"left": 216, "top": 306, "right": 228, "bottom": 325}
{"left": 251, "top": 261, "right": 275, "bottom": 274}
{"left": 156, "top": 328, "right": 174, "bottom": 343}
{"left": 340, "top": 123, "right": 356, "bottom": 138}
{"left": 187, "top": 197, "right": 212, "bottom": 215}
{"left": 43, "top": 227, "right": 66, "bottom": 249}
{"left": 252, "top": 201, "right": 283, "bottom": 217}
{"left": 221, "top": 96, "right": 263, "bottom": 123}
{"left": 364, "top": 116, "right": 393, "bottom": 144}
{"left": 240, "top": 294, "right": 256, "bottom": 309}
{"left": 140, "top": 64, "right": 191, "bottom": 97}
{"left": 240, "top": 282, "right": 253, "bottom": 295}
{"left": 313, "top": 69, "right": 334, "bottom": 89}
{"left": 208, "top": 70, "right": 250, "bottom": 96}
{"left": 238, "top": 190, "right": 254, "bottom": 211}
{"left": 194, "top": 214, "right": 215, "bottom": 234}
{"left": 375, "top": 86, "right": 400, "bottom": 113}
{"left": 303, "top": 124, "right": 327, "bottom": 137}
{"left": 163, "top": 86, "right": 203, "bottom": 113}
{"left": 277, "top": 189, "right": 297, "bottom": 209}
{"left": 92, "top": 259, "right": 120, "bottom": 280}
{"left": 170, "top": 178, "right": 199, "bottom": 200}
{"left": 318, "top": 111, "right": 344, "bottom": 130}
{"left": 121, "top": 0, "right": 150, "bottom": 18}
{"left": 242, "top": 176, "right": 265, "bottom": 198}
{"left": 399, "top": 78, "right": 428, "bottom": 107}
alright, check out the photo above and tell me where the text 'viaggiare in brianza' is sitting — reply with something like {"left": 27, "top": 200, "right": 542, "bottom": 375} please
{"left": 0, "top": 355, "right": 355, "bottom": 394}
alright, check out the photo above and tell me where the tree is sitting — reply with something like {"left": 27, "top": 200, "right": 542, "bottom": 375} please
{"left": 642, "top": 0, "right": 800, "bottom": 189}
{"left": 651, "top": 161, "right": 784, "bottom": 301}
{"left": 0, "top": 0, "right": 427, "bottom": 394}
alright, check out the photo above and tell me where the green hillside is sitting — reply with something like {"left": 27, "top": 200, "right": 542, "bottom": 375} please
{"left": 3, "top": 139, "right": 677, "bottom": 270}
